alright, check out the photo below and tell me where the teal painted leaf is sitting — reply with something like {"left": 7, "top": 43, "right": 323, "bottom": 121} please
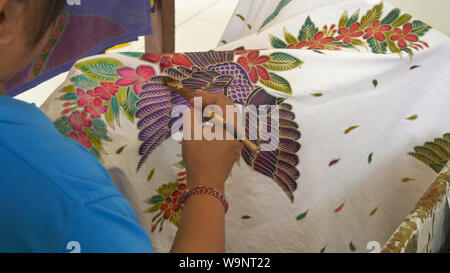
{"left": 259, "top": 72, "right": 292, "bottom": 94}
{"left": 118, "top": 87, "right": 139, "bottom": 122}
{"left": 75, "top": 58, "right": 123, "bottom": 82}
{"left": 147, "top": 195, "right": 164, "bottom": 204}
{"left": 346, "top": 9, "right": 360, "bottom": 28}
{"left": 269, "top": 34, "right": 287, "bottom": 48}
{"left": 349, "top": 241, "right": 356, "bottom": 252}
{"left": 381, "top": 8, "right": 400, "bottom": 25}
{"left": 368, "top": 152, "right": 374, "bottom": 163}
{"left": 90, "top": 146, "right": 102, "bottom": 162}
{"left": 298, "top": 16, "right": 318, "bottom": 41}
{"left": 54, "top": 117, "right": 71, "bottom": 136}
{"left": 373, "top": 79, "right": 378, "bottom": 88}
{"left": 258, "top": 0, "right": 293, "bottom": 31}
{"left": 367, "top": 37, "right": 387, "bottom": 54}
{"left": 120, "top": 52, "right": 144, "bottom": 58}
{"left": 296, "top": 210, "right": 308, "bottom": 221}
{"left": 411, "top": 20, "right": 432, "bottom": 36}
{"left": 70, "top": 74, "right": 98, "bottom": 90}
{"left": 59, "top": 92, "right": 78, "bottom": 101}
{"left": 89, "top": 119, "right": 112, "bottom": 141}
{"left": 262, "top": 52, "right": 303, "bottom": 71}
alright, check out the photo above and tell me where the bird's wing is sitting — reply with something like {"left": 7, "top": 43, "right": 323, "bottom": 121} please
{"left": 242, "top": 87, "right": 301, "bottom": 202}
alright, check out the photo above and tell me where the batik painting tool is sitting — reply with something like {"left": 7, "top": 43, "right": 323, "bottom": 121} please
{"left": 162, "top": 76, "right": 261, "bottom": 154}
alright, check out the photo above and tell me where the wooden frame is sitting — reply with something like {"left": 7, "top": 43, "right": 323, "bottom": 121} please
{"left": 145, "top": 0, "right": 175, "bottom": 53}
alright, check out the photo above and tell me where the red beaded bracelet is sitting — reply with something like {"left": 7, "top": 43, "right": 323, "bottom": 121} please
{"left": 178, "top": 185, "right": 229, "bottom": 213}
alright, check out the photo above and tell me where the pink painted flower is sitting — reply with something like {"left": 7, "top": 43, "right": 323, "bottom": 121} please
{"left": 141, "top": 53, "right": 193, "bottom": 73}
{"left": 336, "top": 22, "right": 363, "bottom": 44}
{"left": 305, "top": 32, "right": 334, "bottom": 50}
{"left": 390, "top": 23, "right": 419, "bottom": 48}
{"left": 237, "top": 50, "right": 271, "bottom": 83}
{"left": 69, "top": 131, "right": 92, "bottom": 150}
{"left": 363, "top": 20, "right": 392, "bottom": 41}
{"left": 68, "top": 111, "right": 92, "bottom": 131}
{"left": 116, "top": 66, "right": 156, "bottom": 94}
{"left": 76, "top": 88, "right": 98, "bottom": 107}
{"left": 84, "top": 98, "right": 108, "bottom": 119}
{"left": 94, "top": 82, "right": 119, "bottom": 101}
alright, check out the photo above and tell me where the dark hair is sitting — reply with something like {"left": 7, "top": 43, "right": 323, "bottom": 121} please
{"left": 15, "top": 0, "right": 66, "bottom": 46}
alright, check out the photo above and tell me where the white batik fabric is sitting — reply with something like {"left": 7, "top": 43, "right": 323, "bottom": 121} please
{"left": 40, "top": 0, "right": 450, "bottom": 252}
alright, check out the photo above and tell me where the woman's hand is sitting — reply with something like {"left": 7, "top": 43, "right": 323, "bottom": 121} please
{"left": 171, "top": 90, "right": 242, "bottom": 253}
{"left": 182, "top": 90, "right": 242, "bottom": 192}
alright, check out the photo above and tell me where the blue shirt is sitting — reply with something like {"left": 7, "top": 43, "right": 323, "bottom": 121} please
{"left": 0, "top": 95, "right": 153, "bottom": 253}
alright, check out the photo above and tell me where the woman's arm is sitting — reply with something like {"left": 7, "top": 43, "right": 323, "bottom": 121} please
{"left": 170, "top": 90, "right": 241, "bottom": 253}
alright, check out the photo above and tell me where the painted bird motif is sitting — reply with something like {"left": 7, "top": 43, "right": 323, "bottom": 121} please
{"left": 136, "top": 50, "right": 301, "bottom": 202}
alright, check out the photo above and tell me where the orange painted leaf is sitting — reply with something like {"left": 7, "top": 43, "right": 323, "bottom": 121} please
{"left": 402, "top": 177, "right": 415, "bottom": 183}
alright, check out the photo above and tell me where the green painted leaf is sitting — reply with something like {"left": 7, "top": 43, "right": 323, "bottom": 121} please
{"left": 368, "top": 152, "right": 374, "bottom": 163}
{"left": 258, "top": 0, "right": 293, "bottom": 31}
{"left": 338, "top": 10, "right": 349, "bottom": 28}
{"left": 386, "top": 32, "right": 401, "bottom": 53}
{"left": 247, "top": 24, "right": 252, "bottom": 30}
{"left": 75, "top": 58, "right": 123, "bottom": 82}
{"left": 259, "top": 72, "right": 292, "bottom": 94}
{"left": 111, "top": 96, "right": 120, "bottom": 119}
{"left": 118, "top": 87, "right": 139, "bottom": 123}
{"left": 85, "top": 128, "right": 105, "bottom": 153}
{"left": 89, "top": 119, "right": 112, "bottom": 141}
{"left": 283, "top": 28, "right": 299, "bottom": 45}
{"left": 367, "top": 37, "right": 387, "bottom": 54}
{"left": 119, "top": 52, "right": 144, "bottom": 58}
{"left": 392, "top": 13, "right": 412, "bottom": 27}
{"left": 311, "top": 93, "right": 323, "bottom": 97}
{"left": 296, "top": 210, "right": 308, "bottom": 221}
{"left": 235, "top": 13, "right": 245, "bottom": 21}
{"left": 269, "top": 34, "right": 287, "bottom": 48}
{"left": 104, "top": 98, "right": 119, "bottom": 129}
{"left": 59, "top": 92, "right": 78, "bottom": 101}
{"left": 147, "top": 168, "right": 155, "bottom": 182}
{"left": 346, "top": 9, "right": 360, "bottom": 28}
{"left": 344, "top": 125, "right": 359, "bottom": 134}
{"left": 350, "top": 39, "right": 368, "bottom": 50}
{"left": 359, "top": 2, "right": 383, "bottom": 29}
{"left": 147, "top": 195, "right": 164, "bottom": 205}
{"left": 54, "top": 117, "right": 71, "bottom": 136}
{"left": 406, "top": 114, "right": 418, "bottom": 121}
{"left": 349, "top": 241, "right": 356, "bottom": 252}
{"left": 262, "top": 52, "right": 303, "bottom": 71}
{"left": 370, "top": 207, "right": 378, "bottom": 216}
{"left": 381, "top": 8, "right": 400, "bottom": 25}
{"left": 373, "top": 79, "right": 378, "bottom": 88}
{"left": 158, "top": 182, "right": 179, "bottom": 198}
{"left": 116, "top": 145, "right": 127, "bottom": 155}
{"left": 298, "top": 16, "right": 318, "bottom": 41}
{"left": 70, "top": 74, "right": 98, "bottom": 90}
{"left": 59, "top": 85, "right": 75, "bottom": 93}
{"left": 411, "top": 20, "right": 432, "bottom": 36}
{"left": 147, "top": 203, "right": 162, "bottom": 213}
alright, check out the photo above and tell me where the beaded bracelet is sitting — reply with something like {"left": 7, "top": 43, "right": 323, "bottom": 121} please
{"left": 178, "top": 185, "right": 229, "bottom": 213}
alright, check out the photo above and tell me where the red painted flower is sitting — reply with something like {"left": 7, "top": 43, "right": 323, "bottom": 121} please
{"left": 76, "top": 88, "right": 98, "bottom": 107}
{"left": 84, "top": 98, "right": 108, "bottom": 119}
{"left": 141, "top": 53, "right": 193, "bottom": 72}
{"left": 336, "top": 22, "right": 363, "bottom": 44}
{"left": 305, "top": 32, "right": 334, "bottom": 50}
{"left": 93, "top": 82, "right": 119, "bottom": 101}
{"left": 237, "top": 50, "right": 270, "bottom": 83}
{"left": 69, "top": 131, "right": 92, "bottom": 150}
{"left": 68, "top": 110, "right": 92, "bottom": 131}
{"left": 363, "top": 20, "right": 392, "bottom": 41}
{"left": 116, "top": 65, "right": 156, "bottom": 94}
{"left": 287, "top": 41, "right": 307, "bottom": 49}
{"left": 390, "top": 23, "right": 419, "bottom": 48}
